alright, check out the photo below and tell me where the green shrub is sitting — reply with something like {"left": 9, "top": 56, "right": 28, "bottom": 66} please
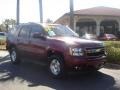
{"left": 105, "top": 41, "right": 120, "bottom": 64}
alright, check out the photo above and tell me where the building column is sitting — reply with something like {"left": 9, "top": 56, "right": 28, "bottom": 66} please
{"left": 96, "top": 21, "right": 101, "bottom": 36}
{"left": 73, "top": 19, "right": 76, "bottom": 32}
{"left": 118, "top": 21, "right": 120, "bottom": 32}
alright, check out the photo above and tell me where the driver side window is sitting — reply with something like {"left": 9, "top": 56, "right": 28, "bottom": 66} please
{"left": 30, "top": 25, "right": 44, "bottom": 39}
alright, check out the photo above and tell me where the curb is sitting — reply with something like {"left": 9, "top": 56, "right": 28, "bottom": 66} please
{"left": 104, "top": 63, "right": 120, "bottom": 69}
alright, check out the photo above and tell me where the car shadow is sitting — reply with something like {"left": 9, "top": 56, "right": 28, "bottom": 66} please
{"left": 0, "top": 58, "right": 117, "bottom": 90}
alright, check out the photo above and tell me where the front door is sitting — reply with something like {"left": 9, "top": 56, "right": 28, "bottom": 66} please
{"left": 28, "top": 25, "right": 48, "bottom": 61}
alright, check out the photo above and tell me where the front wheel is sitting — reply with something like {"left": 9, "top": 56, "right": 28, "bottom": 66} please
{"left": 48, "top": 55, "right": 66, "bottom": 78}
{"left": 10, "top": 48, "right": 21, "bottom": 64}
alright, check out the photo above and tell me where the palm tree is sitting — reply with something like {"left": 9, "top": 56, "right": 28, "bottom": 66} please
{"left": 16, "top": 0, "right": 20, "bottom": 25}
{"left": 39, "top": 0, "right": 43, "bottom": 23}
{"left": 69, "top": 0, "right": 74, "bottom": 30}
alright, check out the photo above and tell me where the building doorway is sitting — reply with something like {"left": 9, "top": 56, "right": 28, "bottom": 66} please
{"left": 76, "top": 19, "right": 96, "bottom": 36}
{"left": 100, "top": 20, "right": 119, "bottom": 36}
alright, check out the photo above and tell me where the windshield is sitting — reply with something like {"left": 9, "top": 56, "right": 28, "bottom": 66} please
{"left": 45, "top": 25, "right": 79, "bottom": 37}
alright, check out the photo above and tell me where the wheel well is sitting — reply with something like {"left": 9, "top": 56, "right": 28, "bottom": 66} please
{"left": 47, "top": 50, "right": 64, "bottom": 59}
{"left": 9, "top": 44, "right": 16, "bottom": 51}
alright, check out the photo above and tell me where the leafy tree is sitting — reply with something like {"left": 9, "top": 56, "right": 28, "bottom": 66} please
{"left": 46, "top": 18, "right": 53, "bottom": 23}
{"left": 0, "top": 19, "right": 16, "bottom": 32}
{"left": 0, "top": 24, "right": 6, "bottom": 32}
{"left": 3, "top": 19, "right": 16, "bottom": 27}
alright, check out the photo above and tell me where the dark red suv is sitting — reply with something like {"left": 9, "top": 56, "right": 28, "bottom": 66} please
{"left": 7, "top": 23, "right": 106, "bottom": 78}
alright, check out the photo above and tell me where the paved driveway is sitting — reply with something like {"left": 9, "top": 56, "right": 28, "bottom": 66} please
{"left": 0, "top": 50, "right": 8, "bottom": 59}
{"left": 0, "top": 52, "right": 120, "bottom": 90}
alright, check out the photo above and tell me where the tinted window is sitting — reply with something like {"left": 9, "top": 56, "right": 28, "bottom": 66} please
{"left": 30, "top": 25, "right": 44, "bottom": 38}
{"left": 19, "top": 26, "right": 30, "bottom": 38}
{"left": 0, "top": 32, "right": 5, "bottom": 36}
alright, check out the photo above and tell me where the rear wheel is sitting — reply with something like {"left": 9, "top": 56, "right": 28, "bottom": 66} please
{"left": 10, "top": 48, "right": 21, "bottom": 64}
{"left": 49, "top": 55, "right": 66, "bottom": 78}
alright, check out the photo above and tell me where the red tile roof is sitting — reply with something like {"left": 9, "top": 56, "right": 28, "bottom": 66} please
{"left": 74, "top": 6, "right": 120, "bottom": 16}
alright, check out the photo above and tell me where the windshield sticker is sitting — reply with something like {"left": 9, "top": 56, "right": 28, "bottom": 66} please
{"left": 45, "top": 26, "right": 54, "bottom": 32}
{"left": 48, "top": 30, "right": 56, "bottom": 36}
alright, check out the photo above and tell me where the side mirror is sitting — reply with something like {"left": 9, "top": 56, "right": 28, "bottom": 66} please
{"left": 33, "top": 33, "right": 46, "bottom": 40}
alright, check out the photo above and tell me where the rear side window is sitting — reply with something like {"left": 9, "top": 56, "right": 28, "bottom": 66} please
{"left": 19, "top": 26, "right": 30, "bottom": 38}
{"left": 8, "top": 26, "right": 20, "bottom": 37}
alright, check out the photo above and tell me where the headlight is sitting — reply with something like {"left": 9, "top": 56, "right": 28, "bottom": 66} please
{"left": 69, "top": 48, "right": 84, "bottom": 56}
{"left": 99, "top": 42, "right": 104, "bottom": 46}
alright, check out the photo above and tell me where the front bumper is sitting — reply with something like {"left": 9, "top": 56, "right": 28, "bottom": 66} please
{"left": 65, "top": 55, "right": 106, "bottom": 68}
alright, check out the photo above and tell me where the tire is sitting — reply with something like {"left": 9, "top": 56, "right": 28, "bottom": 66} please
{"left": 48, "top": 55, "right": 66, "bottom": 78}
{"left": 10, "top": 48, "right": 21, "bottom": 64}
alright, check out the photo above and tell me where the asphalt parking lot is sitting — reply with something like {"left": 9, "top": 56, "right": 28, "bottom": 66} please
{"left": 0, "top": 51, "right": 120, "bottom": 90}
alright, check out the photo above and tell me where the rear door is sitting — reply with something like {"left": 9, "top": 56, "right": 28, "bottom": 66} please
{"left": 17, "top": 25, "right": 31, "bottom": 57}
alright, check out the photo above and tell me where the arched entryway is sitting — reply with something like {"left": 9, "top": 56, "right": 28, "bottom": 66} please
{"left": 100, "top": 20, "right": 119, "bottom": 36}
{"left": 76, "top": 19, "right": 96, "bottom": 36}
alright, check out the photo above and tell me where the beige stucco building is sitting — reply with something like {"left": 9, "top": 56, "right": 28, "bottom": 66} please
{"left": 55, "top": 6, "right": 120, "bottom": 36}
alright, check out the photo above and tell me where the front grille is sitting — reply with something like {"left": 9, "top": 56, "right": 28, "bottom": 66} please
{"left": 85, "top": 47, "right": 105, "bottom": 57}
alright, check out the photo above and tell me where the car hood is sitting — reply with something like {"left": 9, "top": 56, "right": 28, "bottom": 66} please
{"left": 50, "top": 36, "right": 103, "bottom": 48}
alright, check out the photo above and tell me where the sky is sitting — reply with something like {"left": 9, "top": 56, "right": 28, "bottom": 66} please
{"left": 0, "top": 0, "right": 120, "bottom": 24}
